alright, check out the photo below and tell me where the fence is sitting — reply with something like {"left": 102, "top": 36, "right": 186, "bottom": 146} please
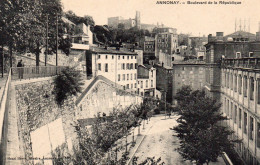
{"left": 11, "top": 66, "right": 68, "bottom": 80}
{"left": 0, "top": 70, "right": 11, "bottom": 164}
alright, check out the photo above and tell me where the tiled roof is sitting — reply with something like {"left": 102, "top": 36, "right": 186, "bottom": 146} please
{"left": 91, "top": 46, "right": 138, "bottom": 55}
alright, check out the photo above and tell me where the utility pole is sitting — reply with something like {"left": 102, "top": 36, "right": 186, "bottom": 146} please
{"left": 165, "top": 91, "right": 167, "bottom": 119}
{"left": 56, "top": 13, "right": 58, "bottom": 67}
{"left": 45, "top": 14, "right": 48, "bottom": 66}
{"left": 1, "top": 45, "right": 3, "bottom": 77}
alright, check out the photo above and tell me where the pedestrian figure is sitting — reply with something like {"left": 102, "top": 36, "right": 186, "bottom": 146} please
{"left": 17, "top": 59, "right": 24, "bottom": 79}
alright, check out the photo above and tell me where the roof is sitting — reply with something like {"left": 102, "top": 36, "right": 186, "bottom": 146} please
{"left": 225, "top": 31, "right": 255, "bottom": 38}
{"left": 62, "top": 17, "right": 75, "bottom": 26}
{"left": 91, "top": 46, "right": 138, "bottom": 55}
{"left": 172, "top": 59, "right": 206, "bottom": 65}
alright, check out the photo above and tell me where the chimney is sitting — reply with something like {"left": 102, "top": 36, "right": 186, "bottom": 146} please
{"left": 256, "top": 32, "right": 260, "bottom": 41}
{"left": 208, "top": 34, "right": 212, "bottom": 42}
{"left": 216, "top": 32, "right": 224, "bottom": 41}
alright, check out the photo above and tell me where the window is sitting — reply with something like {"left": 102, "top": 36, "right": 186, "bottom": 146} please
{"left": 243, "top": 76, "right": 247, "bottom": 97}
{"left": 146, "top": 80, "right": 148, "bottom": 88}
{"left": 258, "top": 79, "right": 260, "bottom": 104}
{"left": 249, "top": 52, "right": 253, "bottom": 57}
{"left": 238, "top": 75, "right": 242, "bottom": 94}
{"left": 127, "top": 74, "right": 129, "bottom": 80}
{"left": 141, "top": 81, "right": 143, "bottom": 88}
{"left": 98, "top": 55, "right": 101, "bottom": 59}
{"left": 127, "top": 63, "right": 129, "bottom": 70}
{"left": 172, "top": 57, "right": 174, "bottom": 61}
{"left": 131, "top": 56, "right": 133, "bottom": 59}
{"left": 134, "top": 73, "right": 136, "bottom": 80}
{"left": 234, "top": 75, "right": 237, "bottom": 92}
{"left": 112, "top": 55, "right": 114, "bottom": 59}
{"left": 249, "top": 116, "right": 254, "bottom": 140}
{"left": 230, "top": 102, "right": 233, "bottom": 119}
{"left": 151, "top": 70, "right": 153, "bottom": 77}
{"left": 105, "top": 63, "right": 108, "bottom": 72}
{"left": 126, "top": 84, "right": 129, "bottom": 89}
{"left": 135, "top": 56, "right": 136, "bottom": 59}
{"left": 236, "top": 52, "right": 241, "bottom": 58}
{"left": 239, "top": 108, "right": 242, "bottom": 128}
{"left": 127, "top": 56, "right": 129, "bottom": 60}
{"left": 122, "top": 63, "right": 125, "bottom": 70}
{"left": 123, "top": 56, "right": 125, "bottom": 59}
{"left": 234, "top": 105, "right": 237, "bottom": 124}
{"left": 123, "top": 74, "right": 125, "bottom": 81}
{"left": 135, "top": 63, "right": 137, "bottom": 69}
{"left": 250, "top": 77, "right": 254, "bottom": 100}
{"left": 244, "top": 112, "right": 247, "bottom": 134}
{"left": 118, "top": 56, "right": 120, "bottom": 59}
{"left": 106, "top": 55, "right": 108, "bottom": 59}
{"left": 151, "top": 80, "right": 153, "bottom": 88}
{"left": 182, "top": 67, "right": 185, "bottom": 71}
{"left": 134, "top": 83, "right": 137, "bottom": 88}
{"left": 230, "top": 74, "right": 233, "bottom": 90}
{"left": 130, "top": 74, "right": 132, "bottom": 80}
{"left": 118, "top": 74, "right": 120, "bottom": 81}
{"left": 257, "top": 122, "right": 260, "bottom": 148}
{"left": 227, "top": 100, "right": 229, "bottom": 117}
{"left": 98, "top": 63, "right": 101, "bottom": 71}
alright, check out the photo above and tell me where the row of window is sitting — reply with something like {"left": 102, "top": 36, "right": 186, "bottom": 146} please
{"left": 138, "top": 80, "right": 153, "bottom": 88}
{"left": 118, "top": 73, "right": 137, "bottom": 81}
{"left": 98, "top": 63, "right": 138, "bottom": 72}
{"left": 97, "top": 55, "right": 137, "bottom": 60}
{"left": 224, "top": 98, "right": 260, "bottom": 148}
{"left": 123, "top": 83, "right": 137, "bottom": 90}
{"left": 118, "top": 63, "right": 138, "bottom": 70}
{"left": 223, "top": 72, "right": 260, "bottom": 104}
{"left": 158, "top": 43, "right": 168, "bottom": 48}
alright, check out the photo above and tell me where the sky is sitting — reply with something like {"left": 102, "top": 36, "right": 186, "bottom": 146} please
{"left": 61, "top": 0, "right": 260, "bottom": 36}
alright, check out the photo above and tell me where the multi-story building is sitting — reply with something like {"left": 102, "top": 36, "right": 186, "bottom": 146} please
{"left": 172, "top": 60, "right": 206, "bottom": 104}
{"left": 155, "top": 27, "right": 178, "bottom": 65}
{"left": 86, "top": 46, "right": 138, "bottom": 91}
{"left": 205, "top": 30, "right": 260, "bottom": 164}
{"left": 221, "top": 58, "right": 260, "bottom": 165}
{"left": 154, "top": 64, "right": 174, "bottom": 103}
{"left": 137, "top": 65, "right": 156, "bottom": 97}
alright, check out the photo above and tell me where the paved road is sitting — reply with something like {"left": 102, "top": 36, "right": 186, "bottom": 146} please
{"left": 133, "top": 115, "right": 226, "bottom": 165}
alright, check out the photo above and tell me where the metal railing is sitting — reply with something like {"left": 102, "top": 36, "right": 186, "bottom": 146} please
{"left": 0, "top": 70, "right": 11, "bottom": 164}
{"left": 11, "top": 66, "right": 68, "bottom": 80}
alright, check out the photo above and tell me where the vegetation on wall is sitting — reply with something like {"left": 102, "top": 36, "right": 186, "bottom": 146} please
{"left": 53, "top": 67, "right": 84, "bottom": 106}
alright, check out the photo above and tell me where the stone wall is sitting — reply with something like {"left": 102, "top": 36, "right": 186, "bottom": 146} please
{"left": 76, "top": 80, "right": 142, "bottom": 120}
{"left": 15, "top": 79, "right": 77, "bottom": 164}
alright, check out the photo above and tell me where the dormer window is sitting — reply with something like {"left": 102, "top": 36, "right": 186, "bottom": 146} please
{"left": 236, "top": 52, "right": 241, "bottom": 58}
{"left": 249, "top": 52, "right": 253, "bottom": 57}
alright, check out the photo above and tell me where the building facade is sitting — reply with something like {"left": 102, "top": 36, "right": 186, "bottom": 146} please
{"left": 172, "top": 61, "right": 206, "bottom": 104}
{"left": 221, "top": 58, "right": 260, "bottom": 165}
{"left": 86, "top": 47, "right": 138, "bottom": 91}
{"left": 154, "top": 64, "right": 174, "bottom": 103}
{"left": 137, "top": 65, "right": 156, "bottom": 97}
{"left": 107, "top": 11, "right": 141, "bottom": 29}
{"left": 155, "top": 27, "right": 178, "bottom": 65}
{"left": 205, "top": 31, "right": 260, "bottom": 164}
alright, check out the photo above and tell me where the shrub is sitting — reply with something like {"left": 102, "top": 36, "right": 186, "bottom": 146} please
{"left": 53, "top": 67, "right": 84, "bottom": 106}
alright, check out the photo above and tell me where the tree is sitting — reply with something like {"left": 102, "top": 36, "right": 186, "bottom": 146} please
{"left": 173, "top": 86, "right": 239, "bottom": 165}
{"left": 53, "top": 67, "right": 84, "bottom": 106}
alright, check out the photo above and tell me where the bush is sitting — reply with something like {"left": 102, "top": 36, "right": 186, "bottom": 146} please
{"left": 53, "top": 67, "right": 84, "bottom": 106}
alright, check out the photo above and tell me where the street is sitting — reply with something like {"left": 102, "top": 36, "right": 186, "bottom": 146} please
{"left": 132, "top": 114, "right": 226, "bottom": 165}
